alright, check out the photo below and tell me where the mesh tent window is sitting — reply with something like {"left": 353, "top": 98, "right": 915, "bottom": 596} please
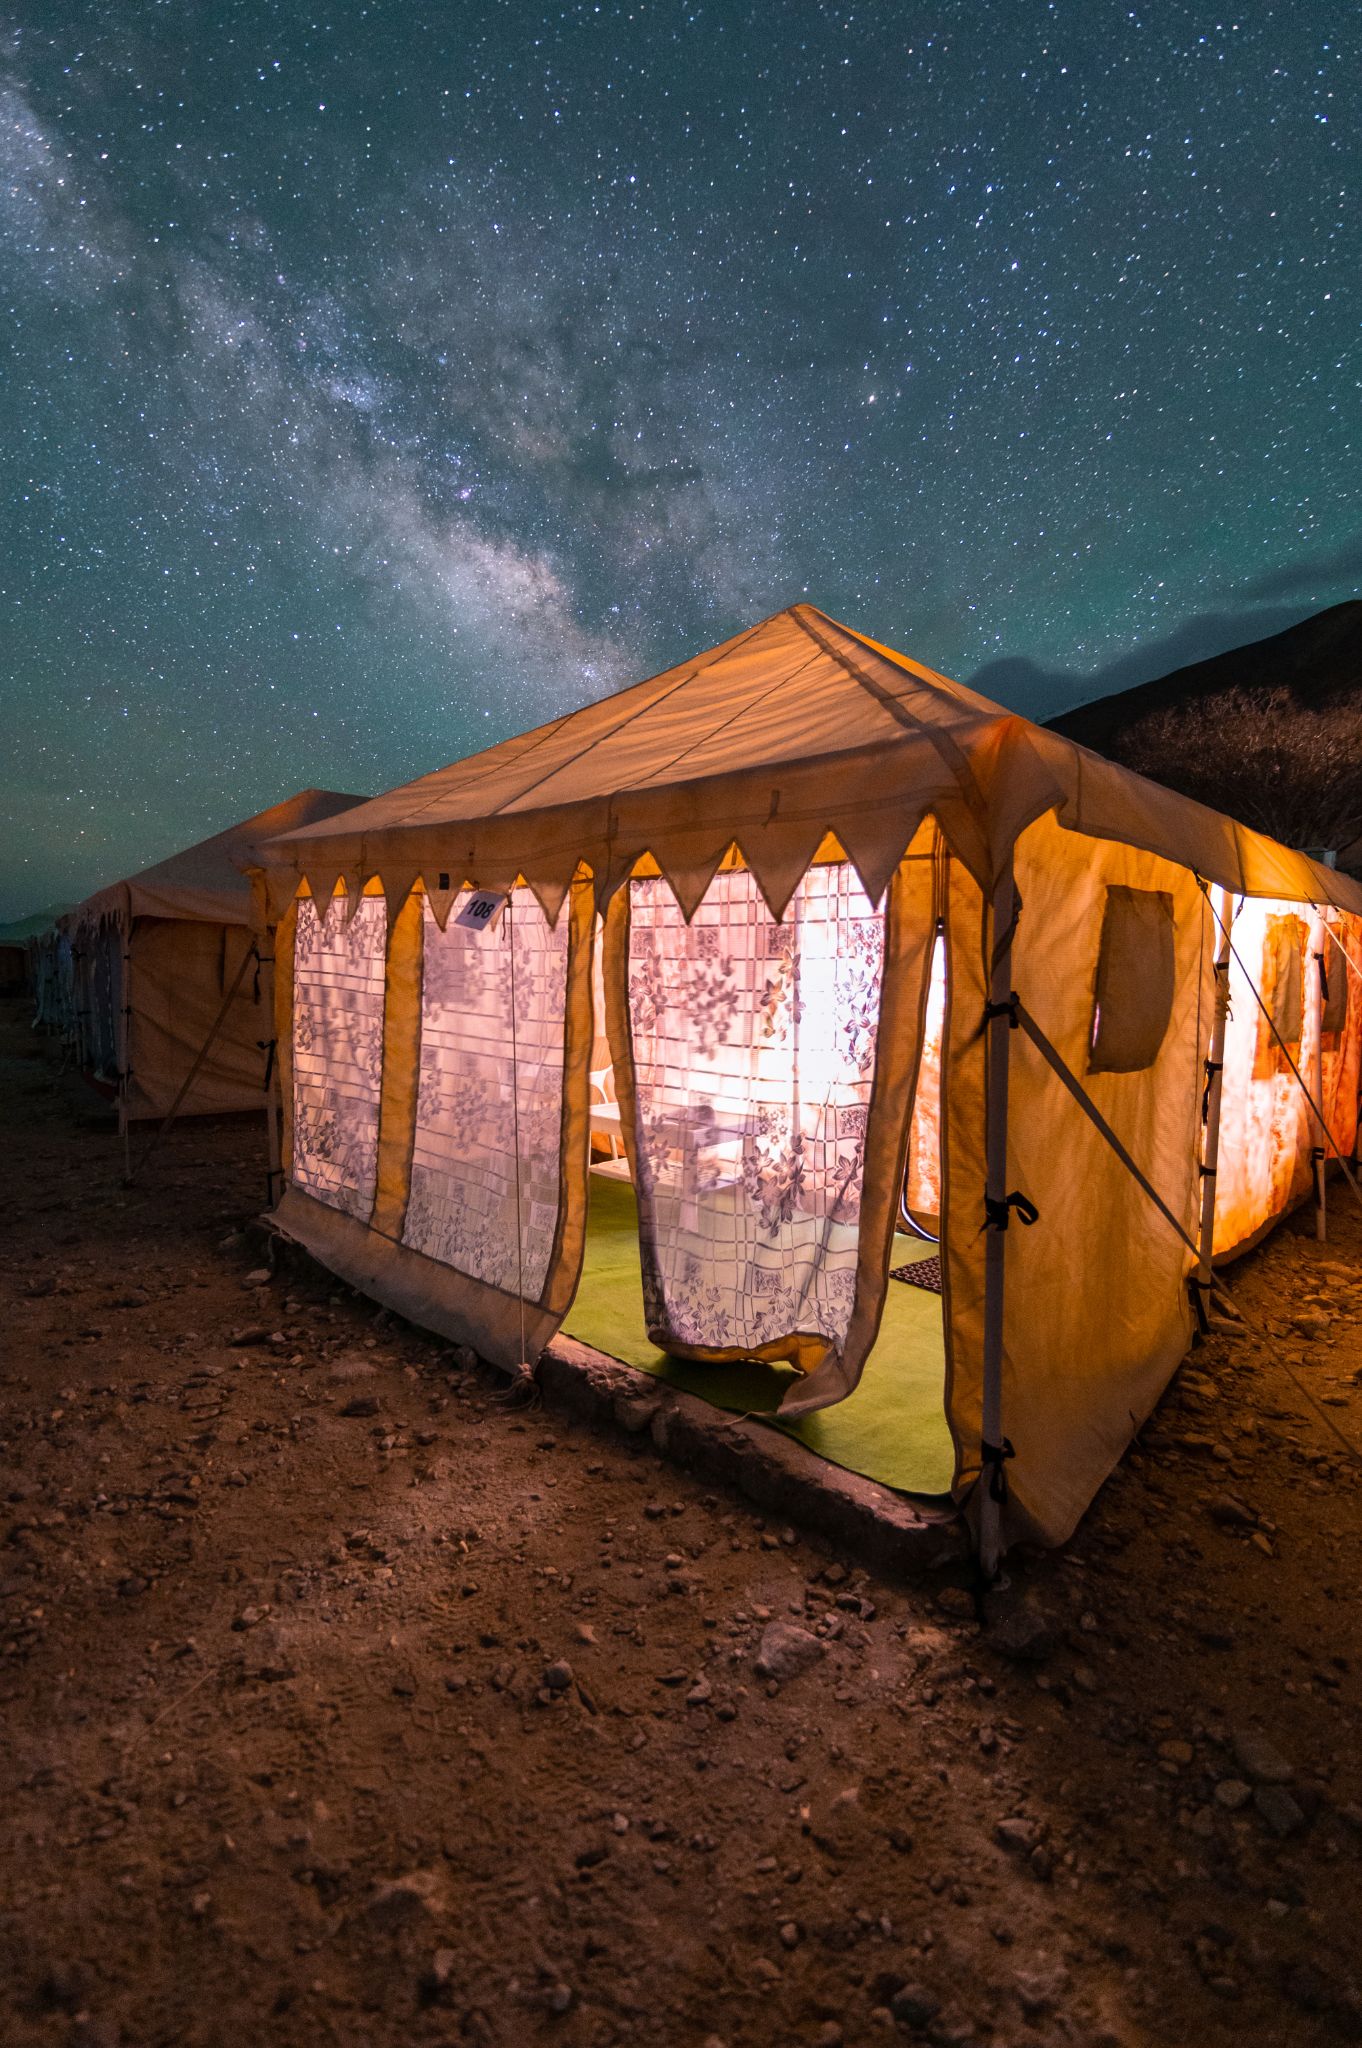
{"left": 290, "top": 892, "right": 387, "bottom": 1221}
{"left": 402, "top": 889, "right": 569, "bottom": 1300}
{"left": 625, "top": 862, "right": 886, "bottom": 1355}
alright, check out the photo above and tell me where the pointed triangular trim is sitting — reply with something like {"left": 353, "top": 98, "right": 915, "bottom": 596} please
{"left": 302, "top": 869, "right": 345, "bottom": 923}
{"left": 525, "top": 868, "right": 574, "bottom": 929}
{"left": 666, "top": 840, "right": 735, "bottom": 923}
{"left": 421, "top": 875, "right": 461, "bottom": 932}
{"left": 736, "top": 821, "right": 831, "bottom": 925}
{"left": 379, "top": 869, "right": 419, "bottom": 929}
{"left": 832, "top": 807, "right": 926, "bottom": 911}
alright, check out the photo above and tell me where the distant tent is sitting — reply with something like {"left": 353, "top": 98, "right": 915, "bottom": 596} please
{"left": 250, "top": 607, "right": 1362, "bottom": 1558}
{"left": 63, "top": 790, "right": 366, "bottom": 1121}
{"left": 0, "top": 908, "right": 65, "bottom": 997}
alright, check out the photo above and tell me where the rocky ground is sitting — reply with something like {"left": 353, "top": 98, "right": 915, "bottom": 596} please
{"left": 1, "top": 994, "right": 1361, "bottom": 2048}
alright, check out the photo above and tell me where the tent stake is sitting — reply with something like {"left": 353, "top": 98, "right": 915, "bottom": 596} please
{"left": 1194, "top": 890, "right": 1234, "bottom": 1314}
{"left": 979, "top": 858, "right": 1017, "bottom": 1582}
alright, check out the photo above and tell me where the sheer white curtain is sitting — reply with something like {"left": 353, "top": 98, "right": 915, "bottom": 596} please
{"left": 291, "top": 892, "right": 387, "bottom": 1220}
{"left": 403, "top": 889, "right": 568, "bottom": 1298}
{"left": 626, "top": 863, "right": 886, "bottom": 1353}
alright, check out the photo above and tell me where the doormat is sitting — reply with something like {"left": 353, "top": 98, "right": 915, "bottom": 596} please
{"left": 890, "top": 1254, "right": 942, "bottom": 1294}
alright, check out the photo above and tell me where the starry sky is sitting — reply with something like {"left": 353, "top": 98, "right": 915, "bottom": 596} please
{"left": 3, "top": 2, "right": 1359, "bottom": 919}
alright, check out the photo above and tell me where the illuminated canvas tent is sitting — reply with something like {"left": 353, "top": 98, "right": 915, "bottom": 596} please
{"left": 63, "top": 789, "right": 366, "bottom": 1123}
{"left": 251, "top": 607, "right": 1362, "bottom": 1557}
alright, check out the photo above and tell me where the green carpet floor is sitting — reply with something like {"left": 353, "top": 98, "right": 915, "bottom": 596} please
{"left": 563, "top": 1172, "right": 954, "bottom": 1496}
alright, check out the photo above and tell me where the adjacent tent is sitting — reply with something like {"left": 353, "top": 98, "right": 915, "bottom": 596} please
{"left": 250, "top": 606, "right": 1362, "bottom": 1554}
{"left": 64, "top": 789, "right": 367, "bottom": 1122}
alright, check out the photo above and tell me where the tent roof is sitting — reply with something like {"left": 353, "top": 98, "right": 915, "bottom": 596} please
{"left": 68, "top": 789, "right": 369, "bottom": 932}
{"left": 255, "top": 605, "right": 1362, "bottom": 924}
{"left": 0, "top": 905, "right": 70, "bottom": 943}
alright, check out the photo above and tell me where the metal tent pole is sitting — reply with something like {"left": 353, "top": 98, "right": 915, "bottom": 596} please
{"left": 1310, "top": 908, "right": 1328, "bottom": 1243}
{"left": 1194, "top": 889, "right": 1234, "bottom": 1317}
{"left": 979, "top": 857, "right": 1017, "bottom": 1582}
{"left": 257, "top": 924, "right": 283, "bottom": 1209}
{"left": 117, "top": 923, "right": 133, "bottom": 1185}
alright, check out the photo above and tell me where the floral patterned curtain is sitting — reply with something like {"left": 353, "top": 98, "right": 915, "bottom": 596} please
{"left": 625, "top": 862, "right": 886, "bottom": 1355}
{"left": 291, "top": 892, "right": 387, "bottom": 1220}
{"left": 402, "top": 888, "right": 568, "bottom": 1301}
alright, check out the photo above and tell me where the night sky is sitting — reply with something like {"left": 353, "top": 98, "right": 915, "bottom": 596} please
{"left": 3, "top": 3, "right": 1359, "bottom": 919}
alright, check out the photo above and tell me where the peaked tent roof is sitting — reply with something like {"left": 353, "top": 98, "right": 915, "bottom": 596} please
{"left": 68, "top": 789, "right": 369, "bottom": 932}
{"left": 255, "top": 606, "right": 1362, "bottom": 925}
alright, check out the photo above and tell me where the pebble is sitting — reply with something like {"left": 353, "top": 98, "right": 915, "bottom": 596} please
{"left": 986, "top": 1602, "right": 1056, "bottom": 1663}
{"left": 1231, "top": 1728, "right": 1294, "bottom": 1784}
{"left": 1253, "top": 1784, "right": 1305, "bottom": 1838}
{"left": 754, "top": 1621, "right": 824, "bottom": 1682}
{"left": 994, "top": 1817, "right": 1040, "bottom": 1855}
{"left": 1213, "top": 1779, "right": 1252, "bottom": 1811}
{"left": 543, "top": 1659, "right": 573, "bottom": 1691}
{"left": 889, "top": 1984, "right": 941, "bottom": 2026}
{"left": 778, "top": 1920, "right": 801, "bottom": 1949}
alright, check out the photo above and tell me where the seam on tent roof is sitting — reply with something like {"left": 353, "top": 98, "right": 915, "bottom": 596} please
{"left": 790, "top": 607, "right": 992, "bottom": 831}
{"left": 364, "top": 615, "right": 776, "bottom": 836}
{"left": 485, "top": 616, "right": 774, "bottom": 819}
{"left": 828, "top": 613, "right": 1004, "bottom": 716}
{"left": 602, "top": 646, "right": 825, "bottom": 793}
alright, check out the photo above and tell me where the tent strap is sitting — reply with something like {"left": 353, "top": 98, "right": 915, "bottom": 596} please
{"left": 1012, "top": 1001, "right": 1209, "bottom": 1273}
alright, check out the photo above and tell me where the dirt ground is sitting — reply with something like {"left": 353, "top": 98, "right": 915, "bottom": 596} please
{"left": 2, "top": 995, "right": 1361, "bottom": 2048}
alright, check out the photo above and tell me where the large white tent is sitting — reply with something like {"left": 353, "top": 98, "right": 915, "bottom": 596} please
{"left": 250, "top": 607, "right": 1362, "bottom": 1557}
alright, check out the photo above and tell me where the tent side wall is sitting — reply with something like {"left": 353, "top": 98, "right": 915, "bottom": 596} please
{"left": 1212, "top": 902, "right": 1362, "bottom": 1260}
{"left": 124, "top": 918, "right": 272, "bottom": 1119}
{"left": 944, "top": 812, "right": 1215, "bottom": 1550}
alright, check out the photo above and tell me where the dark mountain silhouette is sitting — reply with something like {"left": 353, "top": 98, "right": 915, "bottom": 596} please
{"left": 1045, "top": 601, "right": 1362, "bottom": 869}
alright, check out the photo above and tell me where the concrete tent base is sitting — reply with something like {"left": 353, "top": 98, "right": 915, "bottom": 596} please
{"left": 540, "top": 1334, "right": 966, "bottom": 1578}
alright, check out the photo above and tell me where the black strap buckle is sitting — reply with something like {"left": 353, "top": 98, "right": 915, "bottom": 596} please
{"left": 981, "top": 1436, "right": 1015, "bottom": 1504}
{"left": 258, "top": 1037, "right": 277, "bottom": 1089}
{"left": 984, "top": 993, "right": 1020, "bottom": 1029}
{"left": 984, "top": 1189, "right": 1039, "bottom": 1231}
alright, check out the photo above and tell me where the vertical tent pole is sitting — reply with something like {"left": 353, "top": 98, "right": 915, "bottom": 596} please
{"left": 1194, "top": 888, "right": 1234, "bottom": 1314}
{"left": 258, "top": 922, "right": 283, "bottom": 1209}
{"left": 979, "top": 856, "right": 1017, "bottom": 1582}
{"left": 117, "top": 919, "right": 133, "bottom": 1185}
{"left": 1310, "top": 907, "right": 1328, "bottom": 1243}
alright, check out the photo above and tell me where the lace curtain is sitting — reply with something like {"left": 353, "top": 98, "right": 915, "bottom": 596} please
{"left": 291, "top": 892, "right": 387, "bottom": 1220}
{"left": 626, "top": 862, "right": 886, "bottom": 1353}
{"left": 402, "top": 889, "right": 568, "bottom": 1301}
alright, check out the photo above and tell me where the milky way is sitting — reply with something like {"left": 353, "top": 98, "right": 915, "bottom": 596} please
{"left": 2, "top": 3, "right": 1358, "bottom": 916}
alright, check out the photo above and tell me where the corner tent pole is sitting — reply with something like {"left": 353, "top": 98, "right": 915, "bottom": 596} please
{"left": 1310, "top": 907, "right": 1328, "bottom": 1243}
{"left": 258, "top": 919, "right": 283, "bottom": 1210}
{"left": 117, "top": 920, "right": 133, "bottom": 1186}
{"left": 979, "top": 854, "right": 1017, "bottom": 1582}
{"left": 1194, "top": 888, "right": 1234, "bottom": 1314}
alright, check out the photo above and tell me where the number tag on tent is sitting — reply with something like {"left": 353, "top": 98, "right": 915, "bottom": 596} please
{"left": 454, "top": 888, "right": 508, "bottom": 934}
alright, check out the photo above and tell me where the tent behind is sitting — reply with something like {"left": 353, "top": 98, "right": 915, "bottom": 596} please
{"left": 65, "top": 788, "right": 367, "bottom": 1122}
{"left": 250, "top": 606, "right": 1362, "bottom": 1558}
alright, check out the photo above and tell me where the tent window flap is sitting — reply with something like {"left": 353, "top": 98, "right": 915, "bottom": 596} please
{"left": 1253, "top": 914, "right": 1305, "bottom": 1077}
{"left": 291, "top": 892, "right": 387, "bottom": 1220}
{"left": 1088, "top": 885, "right": 1176, "bottom": 1075}
{"left": 402, "top": 889, "right": 568, "bottom": 1300}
